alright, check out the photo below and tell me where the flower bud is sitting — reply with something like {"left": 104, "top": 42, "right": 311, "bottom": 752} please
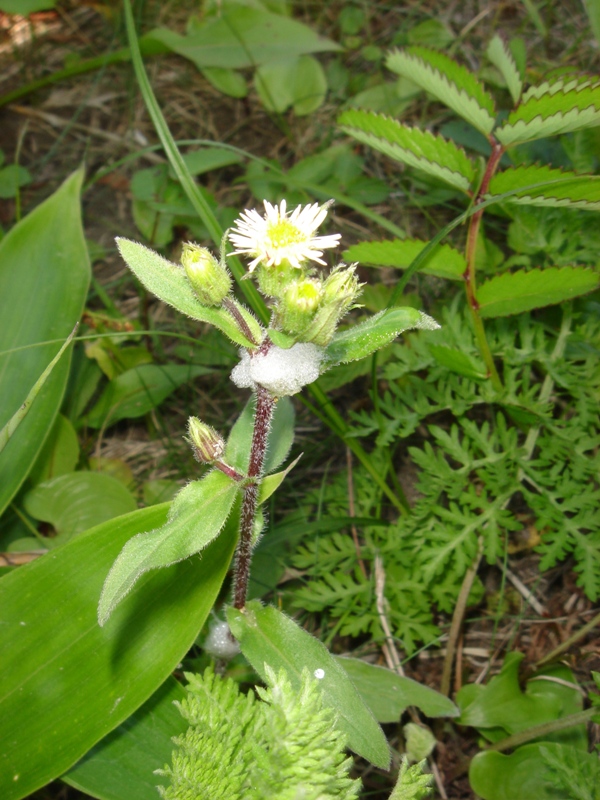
{"left": 181, "top": 243, "right": 231, "bottom": 306}
{"left": 186, "top": 417, "right": 225, "bottom": 463}
{"left": 278, "top": 278, "right": 322, "bottom": 336}
{"left": 305, "top": 264, "right": 362, "bottom": 346}
{"left": 254, "top": 261, "right": 300, "bottom": 299}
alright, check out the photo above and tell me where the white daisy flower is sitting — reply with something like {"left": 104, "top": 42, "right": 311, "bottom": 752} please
{"left": 228, "top": 199, "right": 341, "bottom": 272}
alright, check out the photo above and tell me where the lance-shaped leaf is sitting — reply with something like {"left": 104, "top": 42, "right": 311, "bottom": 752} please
{"left": 0, "top": 504, "right": 239, "bottom": 800}
{"left": 339, "top": 109, "right": 475, "bottom": 192}
{"left": 495, "top": 81, "right": 600, "bottom": 146}
{"left": 344, "top": 238, "right": 466, "bottom": 280}
{"left": 258, "top": 453, "right": 302, "bottom": 505}
{"left": 486, "top": 35, "right": 523, "bottom": 104}
{"left": 477, "top": 267, "right": 600, "bottom": 318}
{"left": 227, "top": 601, "right": 391, "bottom": 769}
{"left": 116, "top": 238, "right": 262, "bottom": 347}
{"left": 323, "top": 307, "right": 440, "bottom": 367}
{"left": 98, "top": 471, "right": 239, "bottom": 625}
{"left": 487, "top": 164, "right": 600, "bottom": 210}
{"left": 386, "top": 46, "right": 496, "bottom": 135}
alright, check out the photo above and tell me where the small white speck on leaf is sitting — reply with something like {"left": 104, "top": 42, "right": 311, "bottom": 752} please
{"left": 314, "top": 668, "right": 325, "bottom": 680}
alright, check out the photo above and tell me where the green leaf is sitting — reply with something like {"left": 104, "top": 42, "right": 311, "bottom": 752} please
{"left": 227, "top": 601, "right": 391, "bottom": 769}
{"left": 486, "top": 35, "right": 523, "bottom": 104}
{"left": 0, "top": 169, "right": 90, "bottom": 516}
{"left": 477, "top": 267, "right": 600, "bottom": 318}
{"left": 339, "top": 109, "right": 476, "bottom": 192}
{"left": 85, "top": 363, "right": 214, "bottom": 428}
{"left": 487, "top": 164, "right": 600, "bottom": 210}
{"left": 146, "top": 8, "right": 341, "bottom": 70}
{"left": 469, "top": 743, "right": 600, "bottom": 800}
{"left": 98, "top": 471, "right": 239, "bottom": 626}
{"left": 28, "top": 414, "right": 79, "bottom": 484}
{"left": 324, "top": 308, "right": 440, "bottom": 367}
{"left": 386, "top": 46, "right": 496, "bottom": 135}
{"left": 344, "top": 238, "right": 466, "bottom": 280}
{"left": 0, "top": 329, "right": 76, "bottom": 456}
{"left": 258, "top": 453, "right": 302, "bottom": 504}
{"left": 200, "top": 67, "right": 248, "bottom": 98}
{"left": 0, "top": 0, "right": 55, "bottom": 12}
{"left": 116, "top": 238, "right": 262, "bottom": 347}
{"left": 0, "top": 503, "right": 238, "bottom": 800}
{"left": 337, "top": 657, "right": 459, "bottom": 722}
{"left": 224, "top": 395, "right": 295, "bottom": 475}
{"left": 23, "top": 472, "right": 137, "bottom": 543}
{"left": 428, "top": 345, "right": 487, "bottom": 379}
{"left": 63, "top": 677, "right": 187, "bottom": 800}
{"left": 173, "top": 146, "right": 244, "bottom": 178}
{"left": 0, "top": 164, "right": 32, "bottom": 199}
{"left": 496, "top": 81, "right": 600, "bottom": 146}
{"left": 292, "top": 55, "right": 327, "bottom": 116}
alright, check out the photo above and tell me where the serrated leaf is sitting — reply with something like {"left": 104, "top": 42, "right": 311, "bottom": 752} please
{"left": 339, "top": 109, "right": 475, "bottom": 192}
{"left": 386, "top": 46, "right": 496, "bottom": 135}
{"left": 116, "top": 238, "right": 262, "bottom": 347}
{"left": 98, "top": 471, "right": 239, "bottom": 625}
{"left": 324, "top": 308, "right": 440, "bottom": 367}
{"left": 227, "top": 601, "right": 391, "bottom": 768}
{"left": 477, "top": 267, "right": 600, "bottom": 318}
{"left": 487, "top": 164, "right": 600, "bottom": 210}
{"left": 496, "top": 82, "right": 600, "bottom": 146}
{"left": 486, "top": 35, "right": 522, "bottom": 104}
{"left": 344, "top": 238, "right": 466, "bottom": 280}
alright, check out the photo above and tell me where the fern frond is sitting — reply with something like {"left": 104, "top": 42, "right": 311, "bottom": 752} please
{"left": 386, "top": 46, "right": 496, "bottom": 135}
{"left": 344, "top": 238, "right": 466, "bottom": 280}
{"left": 488, "top": 164, "right": 600, "bottom": 210}
{"left": 486, "top": 35, "right": 522, "bottom": 104}
{"left": 339, "top": 109, "right": 476, "bottom": 192}
{"left": 496, "top": 82, "right": 600, "bottom": 145}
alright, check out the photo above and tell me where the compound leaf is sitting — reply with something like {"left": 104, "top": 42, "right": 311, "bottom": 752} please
{"left": 486, "top": 35, "right": 523, "bottom": 104}
{"left": 386, "top": 46, "right": 496, "bottom": 135}
{"left": 496, "top": 80, "right": 600, "bottom": 145}
{"left": 345, "top": 238, "right": 466, "bottom": 280}
{"left": 339, "top": 109, "right": 475, "bottom": 192}
{"left": 487, "top": 164, "right": 600, "bottom": 210}
{"left": 477, "top": 267, "right": 600, "bottom": 318}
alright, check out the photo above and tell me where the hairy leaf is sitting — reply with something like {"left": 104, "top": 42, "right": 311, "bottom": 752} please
{"left": 98, "top": 471, "right": 239, "bottom": 625}
{"left": 477, "top": 267, "right": 600, "bottom": 318}
{"left": 487, "top": 164, "right": 600, "bottom": 210}
{"left": 486, "top": 35, "right": 523, "bottom": 104}
{"left": 386, "top": 46, "right": 496, "bottom": 135}
{"left": 324, "top": 308, "right": 440, "bottom": 367}
{"left": 496, "top": 81, "right": 600, "bottom": 145}
{"left": 344, "top": 238, "right": 466, "bottom": 280}
{"left": 116, "top": 238, "right": 262, "bottom": 347}
{"left": 339, "top": 109, "right": 475, "bottom": 192}
{"left": 227, "top": 601, "right": 390, "bottom": 769}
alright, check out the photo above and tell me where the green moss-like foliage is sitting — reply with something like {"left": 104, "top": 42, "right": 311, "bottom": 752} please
{"left": 157, "top": 665, "right": 361, "bottom": 800}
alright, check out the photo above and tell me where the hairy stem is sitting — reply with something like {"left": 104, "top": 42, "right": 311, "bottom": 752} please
{"left": 464, "top": 141, "right": 505, "bottom": 393}
{"left": 233, "top": 385, "right": 276, "bottom": 609}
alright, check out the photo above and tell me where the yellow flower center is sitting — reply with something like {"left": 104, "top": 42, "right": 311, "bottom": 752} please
{"left": 266, "top": 219, "right": 305, "bottom": 249}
